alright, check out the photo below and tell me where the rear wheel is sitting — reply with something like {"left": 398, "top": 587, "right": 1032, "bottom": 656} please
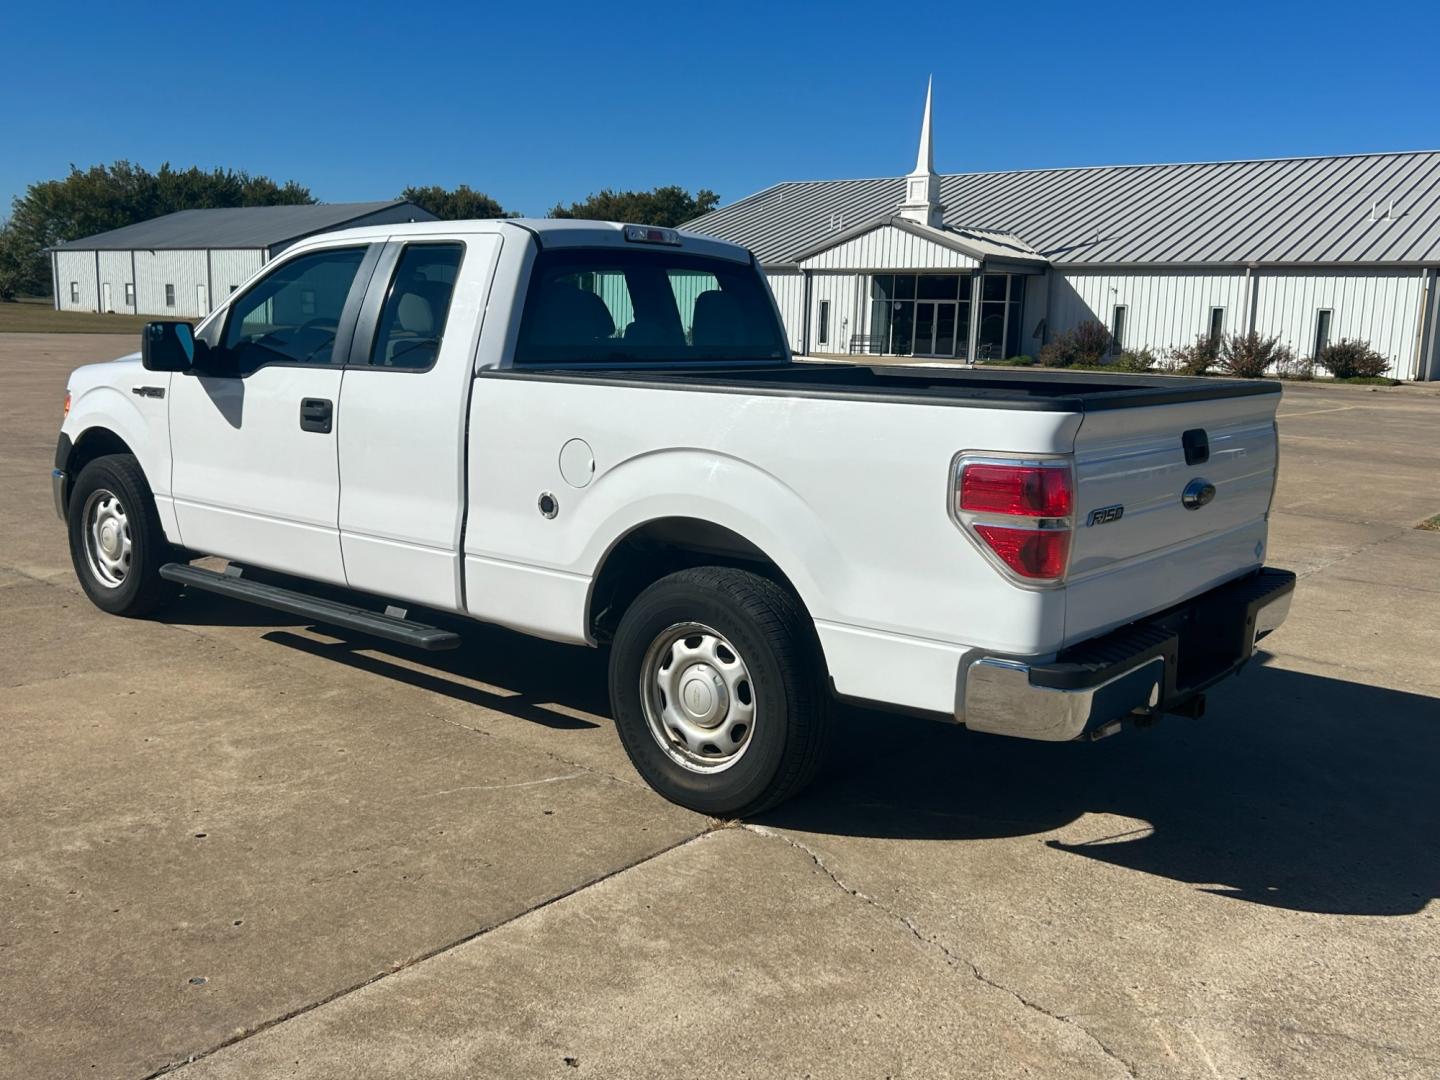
{"left": 67, "top": 454, "right": 178, "bottom": 616}
{"left": 609, "top": 566, "right": 830, "bottom": 816}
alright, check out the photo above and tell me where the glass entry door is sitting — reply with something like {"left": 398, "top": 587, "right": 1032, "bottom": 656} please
{"left": 914, "top": 301, "right": 960, "bottom": 357}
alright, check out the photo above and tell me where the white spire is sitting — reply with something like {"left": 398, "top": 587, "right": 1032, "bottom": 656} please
{"left": 898, "top": 76, "right": 944, "bottom": 228}
{"left": 915, "top": 75, "right": 935, "bottom": 174}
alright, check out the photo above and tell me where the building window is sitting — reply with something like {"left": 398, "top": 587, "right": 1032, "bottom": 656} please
{"left": 1314, "top": 309, "right": 1333, "bottom": 358}
{"left": 69, "top": 281, "right": 79, "bottom": 303}
{"left": 124, "top": 282, "right": 135, "bottom": 307}
{"left": 1209, "top": 306, "right": 1224, "bottom": 342}
{"left": 1111, "top": 305, "right": 1128, "bottom": 352}
{"left": 165, "top": 283, "right": 175, "bottom": 307}
{"left": 817, "top": 300, "right": 830, "bottom": 346}
{"left": 974, "top": 274, "right": 1026, "bottom": 360}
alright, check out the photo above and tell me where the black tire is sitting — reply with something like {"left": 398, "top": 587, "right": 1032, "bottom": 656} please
{"left": 67, "top": 454, "right": 178, "bottom": 617}
{"left": 609, "top": 566, "right": 831, "bottom": 816}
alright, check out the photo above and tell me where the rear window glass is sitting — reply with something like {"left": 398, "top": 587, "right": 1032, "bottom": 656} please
{"left": 514, "top": 248, "right": 787, "bottom": 366}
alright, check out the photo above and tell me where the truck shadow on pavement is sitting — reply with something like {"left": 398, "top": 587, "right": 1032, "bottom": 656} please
{"left": 163, "top": 587, "right": 1438, "bottom": 917}
{"left": 765, "top": 657, "right": 1440, "bottom": 918}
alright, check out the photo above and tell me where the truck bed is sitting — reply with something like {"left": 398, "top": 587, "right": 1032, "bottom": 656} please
{"left": 485, "top": 362, "right": 1280, "bottom": 412}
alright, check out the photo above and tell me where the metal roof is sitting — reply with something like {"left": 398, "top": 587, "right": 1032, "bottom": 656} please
{"left": 683, "top": 151, "right": 1440, "bottom": 267}
{"left": 53, "top": 201, "right": 431, "bottom": 251}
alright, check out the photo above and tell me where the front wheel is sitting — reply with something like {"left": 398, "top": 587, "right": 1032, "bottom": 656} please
{"left": 608, "top": 566, "right": 831, "bottom": 816}
{"left": 67, "top": 454, "right": 178, "bottom": 616}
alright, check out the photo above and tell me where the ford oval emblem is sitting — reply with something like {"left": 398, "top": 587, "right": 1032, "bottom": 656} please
{"left": 1182, "top": 478, "right": 1217, "bottom": 510}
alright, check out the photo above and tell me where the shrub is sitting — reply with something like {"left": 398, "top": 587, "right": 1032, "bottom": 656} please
{"left": 1317, "top": 339, "right": 1390, "bottom": 380}
{"left": 1273, "top": 353, "right": 1315, "bottom": 380}
{"left": 1040, "top": 320, "right": 1112, "bottom": 368}
{"left": 1112, "top": 348, "right": 1157, "bottom": 373}
{"left": 1218, "top": 332, "right": 1291, "bottom": 378}
{"left": 1166, "top": 334, "right": 1220, "bottom": 376}
{"left": 1038, "top": 340, "right": 1070, "bottom": 367}
{"left": 1072, "top": 320, "right": 1113, "bottom": 365}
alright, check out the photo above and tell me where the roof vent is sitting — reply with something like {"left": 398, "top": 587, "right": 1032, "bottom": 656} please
{"left": 829, "top": 211, "right": 845, "bottom": 231}
{"left": 1370, "top": 198, "right": 1397, "bottom": 222}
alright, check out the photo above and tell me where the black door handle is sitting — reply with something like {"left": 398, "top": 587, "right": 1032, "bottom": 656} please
{"left": 300, "top": 397, "right": 333, "bottom": 434}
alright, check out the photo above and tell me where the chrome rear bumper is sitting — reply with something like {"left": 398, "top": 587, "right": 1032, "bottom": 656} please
{"left": 959, "top": 567, "right": 1296, "bottom": 742}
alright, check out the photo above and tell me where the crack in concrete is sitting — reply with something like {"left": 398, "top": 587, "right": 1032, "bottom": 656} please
{"left": 148, "top": 826, "right": 721, "bottom": 1078}
{"left": 419, "top": 772, "right": 587, "bottom": 798}
{"left": 744, "top": 824, "right": 1139, "bottom": 1080}
{"left": 1289, "top": 525, "right": 1414, "bottom": 581}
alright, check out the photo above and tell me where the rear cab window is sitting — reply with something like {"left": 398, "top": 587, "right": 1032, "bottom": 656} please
{"left": 514, "top": 248, "right": 787, "bottom": 367}
{"left": 367, "top": 243, "right": 465, "bottom": 370}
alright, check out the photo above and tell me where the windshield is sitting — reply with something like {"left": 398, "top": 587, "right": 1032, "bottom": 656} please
{"left": 514, "top": 247, "right": 788, "bottom": 366}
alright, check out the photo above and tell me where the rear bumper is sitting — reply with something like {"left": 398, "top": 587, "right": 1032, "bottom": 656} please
{"left": 960, "top": 567, "right": 1296, "bottom": 741}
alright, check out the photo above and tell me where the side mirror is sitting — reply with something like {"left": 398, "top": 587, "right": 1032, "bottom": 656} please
{"left": 141, "top": 321, "right": 196, "bottom": 372}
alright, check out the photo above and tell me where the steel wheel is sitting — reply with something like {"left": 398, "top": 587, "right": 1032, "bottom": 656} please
{"left": 82, "top": 488, "right": 132, "bottom": 589}
{"left": 640, "top": 622, "right": 757, "bottom": 773}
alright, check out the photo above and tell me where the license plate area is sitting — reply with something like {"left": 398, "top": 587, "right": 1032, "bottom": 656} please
{"left": 1036, "top": 568, "right": 1297, "bottom": 710}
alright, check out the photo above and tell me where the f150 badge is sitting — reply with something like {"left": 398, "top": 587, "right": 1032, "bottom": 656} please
{"left": 1086, "top": 504, "right": 1125, "bottom": 526}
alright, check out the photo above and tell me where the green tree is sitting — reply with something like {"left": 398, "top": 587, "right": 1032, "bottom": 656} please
{"left": 401, "top": 185, "right": 514, "bottom": 221}
{"left": 548, "top": 185, "right": 720, "bottom": 228}
{"left": 0, "top": 161, "right": 313, "bottom": 300}
{"left": 0, "top": 219, "right": 32, "bottom": 300}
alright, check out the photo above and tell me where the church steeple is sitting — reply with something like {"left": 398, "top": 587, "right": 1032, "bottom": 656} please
{"left": 897, "top": 77, "right": 944, "bottom": 228}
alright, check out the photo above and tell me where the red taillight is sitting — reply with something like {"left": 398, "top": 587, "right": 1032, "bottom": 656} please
{"left": 973, "top": 525, "right": 1071, "bottom": 580}
{"left": 953, "top": 456, "right": 1075, "bottom": 585}
{"left": 959, "top": 463, "right": 1072, "bottom": 517}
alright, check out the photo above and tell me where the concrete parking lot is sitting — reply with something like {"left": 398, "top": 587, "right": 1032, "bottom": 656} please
{"left": 3, "top": 332, "right": 1438, "bottom": 1080}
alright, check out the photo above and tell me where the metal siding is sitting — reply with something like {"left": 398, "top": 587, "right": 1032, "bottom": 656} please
{"left": 208, "top": 250, "right": 266, "bottom": 303}
{"left": 134, "top": 249, "right": 208, "bottom": 317}
{"left": 809, "top": 272, "right": 866, "bottom": 351}
{"left": 1252, "top": 269, "right": 1425, "bottom": 379}
{"left": 96, "top": 251, "right": 133, "bottom": 313}
{"left": 764, "top": 269, "right": 806, "bottom": 353}
{"left": 54, "top": 251, "right": 97, "bottom": 311}
{"left": 1051, "top": 269, "right": 1249, "bottom": 353}
{"left": 800, "top": 224, "right": 979, "bottom": 271}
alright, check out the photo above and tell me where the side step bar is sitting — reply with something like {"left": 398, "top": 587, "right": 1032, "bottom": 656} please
{"left": 159, "top": 563, "right": 461, "bottom": 651}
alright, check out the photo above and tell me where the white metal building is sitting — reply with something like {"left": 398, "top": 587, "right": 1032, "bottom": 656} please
{"left": 685, "top": 83, "right": 1440, "bottom": 381}
{"left": 50, "top": 201, "right": 436, "bottom": 319}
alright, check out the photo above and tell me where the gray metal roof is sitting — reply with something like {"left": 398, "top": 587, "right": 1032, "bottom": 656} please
{"left": 53, "top": 201, "right": 430, "bottom": 251}
{"left": 683, "top": 151, "right": 1440, "bottom": 267}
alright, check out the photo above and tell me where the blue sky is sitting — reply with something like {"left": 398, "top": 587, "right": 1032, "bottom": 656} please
{"left": 4, "top": 0, "right": 1438, "bottom": 217}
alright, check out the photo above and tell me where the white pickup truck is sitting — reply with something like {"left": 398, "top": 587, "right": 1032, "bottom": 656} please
{"left": 54, "top": 219, "right": 1294, "bottom": 814}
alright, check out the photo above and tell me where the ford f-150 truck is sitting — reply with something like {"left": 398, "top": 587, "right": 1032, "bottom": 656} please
{"left": 54, "top": 219, "right": 1294, "bottom": 815}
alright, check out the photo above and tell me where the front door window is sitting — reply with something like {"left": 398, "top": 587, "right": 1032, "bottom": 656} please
{"left": 221, "top": 247, "right": 368, "bottom": 374}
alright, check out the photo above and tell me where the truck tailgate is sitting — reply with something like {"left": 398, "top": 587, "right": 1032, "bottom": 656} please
{"left": 1064, "top": 389, "right": 1281, "bottom": 644}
